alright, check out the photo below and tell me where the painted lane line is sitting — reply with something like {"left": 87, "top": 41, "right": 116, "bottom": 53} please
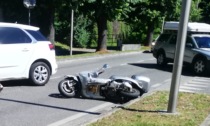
{"left": 120, "top": 63, "right": 127, "bottom": 66}
{"left": 148, "top": 58, "right": 156, "bottom": 60}
{"left": 179, "top": 86, "right": 203, "bottom": 90}
{"left": 163, "top": 79, "right": 171, "bottom": 83}
{"left": 184, "top": 83, "right": 209, "bottom": 88}
{"left": 137, "top": 60, "right": 144, "bottom": 62}
{"left": 48, "top": 102, "right": 113, "bottom": 126}
{"left": 179, "top": 89, "right": 196, "bottom": 93}
{"left": 50, "top": 76, "right": 63, "bottom": 80}
{"left": 151, "top": 83, "right": 161, "bottom": 88}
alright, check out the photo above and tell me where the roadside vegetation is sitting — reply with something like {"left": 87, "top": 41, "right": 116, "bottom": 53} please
{"left": 1, "top": 0, "right": 209, "bottom": 52}
{"left": 55, "top": 42, "right": 150, "bottom": 60}
{"left": 89, "top": 91, "right": 210, "bottom": 126}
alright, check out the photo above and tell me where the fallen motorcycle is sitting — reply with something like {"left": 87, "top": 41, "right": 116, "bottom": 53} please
{"left": 0, "top": 84, "right": 3, "bottom": 92}
{"left": 58, "top": 64, "right": 150, "bottom": 102}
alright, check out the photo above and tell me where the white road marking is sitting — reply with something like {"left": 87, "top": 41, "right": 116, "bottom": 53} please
{"left": 179, "top": 85, "right": 203, "bottom": 90}
{"left": 50, "top": 76, "right": 63, "bottom": 80}
{"left": 179, "top": 89, "right": 196, "bottom": 93}
{"left": 48, "top": 102, "right": 113, "bottom": 126}
{"left": 148, "top": 58, "right": 156, "bottom": 60}
{"left": 183, "top": 83, "right": 208, "bottom": 88}
{"left": 137, "top": 60, "right": 145, "bottom": 62}
{"left": 151, "top": 83, "right": 161, "bottom": 88}
{"left": 163, "top": 79, "right": 171, "bottom": 83}
{"left": 120, "top": 63, "right": 127, "bottom": 66}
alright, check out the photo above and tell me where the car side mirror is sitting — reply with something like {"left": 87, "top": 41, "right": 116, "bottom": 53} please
{"left": 186, "top": 43, "right": 193, "bottom": 48}
{"left": 103, "top": 64, "right": 109, "bottom": 69}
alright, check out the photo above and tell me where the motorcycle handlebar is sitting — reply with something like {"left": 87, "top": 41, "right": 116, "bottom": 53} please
{"left": 97, "top": 68, "right": 105, "bottom": 75}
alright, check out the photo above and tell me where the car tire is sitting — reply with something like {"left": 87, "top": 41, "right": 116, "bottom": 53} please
{"left": 192, "top": 57, "right": 207, "bottom": 75}
{"left": 157, "top": 51, "right": 167, "bottom": 67}
{"left": 29, "top": 62, "right": 51, "bottom": 86}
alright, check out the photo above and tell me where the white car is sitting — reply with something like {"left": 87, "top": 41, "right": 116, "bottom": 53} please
{"left": 0, "top": 23, "right": 57, "bottom": 86}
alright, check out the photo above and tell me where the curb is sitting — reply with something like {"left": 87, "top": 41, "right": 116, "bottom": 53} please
{"left": 56, "top": 51, "right": 143, "bottom": 64}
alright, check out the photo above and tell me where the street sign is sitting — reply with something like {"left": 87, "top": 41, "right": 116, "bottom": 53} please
{"left": 23, "top": 0, "right": 36, "bottom": 9}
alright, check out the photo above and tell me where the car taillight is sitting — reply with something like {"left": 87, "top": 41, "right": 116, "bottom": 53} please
{"left": 49, "top": 43, "right": 55, "bottom": 50}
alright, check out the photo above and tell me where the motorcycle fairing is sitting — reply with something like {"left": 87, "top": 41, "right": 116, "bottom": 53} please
{"left": 64, "top": 75, "right": 78, "bottom": 81}
{"left": 110, "top": 75, "right": 150, "bottom": 93}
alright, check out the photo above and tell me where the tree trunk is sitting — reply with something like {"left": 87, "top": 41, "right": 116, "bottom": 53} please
{"left": 145, "top": 22, "right": 155, "bottom": 46}
{"left": 47, "top": 2, "right": 55, "bottom": 44}
{"left": 96, "top": 15, "right": 107, "bottom": 52}
{"left": 0, "top": 8, "right": 3, "bottom": 22}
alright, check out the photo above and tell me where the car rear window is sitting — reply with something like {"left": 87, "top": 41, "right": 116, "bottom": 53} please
{"left": 26, "top": 30, "right": 48, "bottom": 41}
{"left": 157, "top": 33, "right": 171, "bottom": 43}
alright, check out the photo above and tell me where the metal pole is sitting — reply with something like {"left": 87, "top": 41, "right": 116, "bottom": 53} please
{"left": 28, "top": 9, "right": 31, "bottom": 25}
{"left": 70, "top": 9, "right": 74, "bottom": 56}
{"left": 167, "top": 0, "right": 192, "bottom": 113}
{"left": 161, "top": 17, "right": 165, "bottom": 33}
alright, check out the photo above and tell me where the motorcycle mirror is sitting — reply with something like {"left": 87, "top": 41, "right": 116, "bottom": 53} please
{"left": 103, "top": 64, "right": 109, "bottom": 68}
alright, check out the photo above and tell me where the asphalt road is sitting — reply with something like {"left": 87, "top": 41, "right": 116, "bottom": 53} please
{"left": 0, "top": 51, "right": 210, "bottom": 126}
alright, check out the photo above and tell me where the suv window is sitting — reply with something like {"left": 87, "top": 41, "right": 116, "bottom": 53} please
{"left": 0, "top": 27, "right": 32, "bottom": 44}
{"left": 186, "top": 36, "right": 194, "bottom": 48}
{"left": 157, "top": 33, "right": 171, "bottom": 43}
{"left": 26, "top": 30, "right": 48, "bottom": 41}
{"left": 194, "top": 36, "right": 210, "bottom": 48}
{"left": 169, "top": 35, "right": 177, "bottom": 44}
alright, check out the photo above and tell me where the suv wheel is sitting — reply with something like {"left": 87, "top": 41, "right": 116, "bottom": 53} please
{"left": 29, "top": 62, "right": 51, "bottom": 86}
{"left": 157, "top": 52, "right": 167, "bottom": 67}
{"left": 192, "top": 58, "right": 206, "bottom": 75}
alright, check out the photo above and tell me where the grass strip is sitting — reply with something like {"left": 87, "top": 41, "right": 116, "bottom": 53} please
{"left": 89, "top": 91, "right": 210, "bottom": 126}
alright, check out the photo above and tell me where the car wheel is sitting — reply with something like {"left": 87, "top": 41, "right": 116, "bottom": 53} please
{"left": 192, "top": 58, "right": 207, "bottom": 75}
{"left": 157, "top": 52, "right": 167, "bottom": 67}
{"left": 29, "top": 62, "right": 51, "bottom": 86}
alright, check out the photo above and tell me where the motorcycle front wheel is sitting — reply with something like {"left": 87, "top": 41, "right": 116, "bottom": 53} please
{"left": 58, "top": 79, "right": 76, "bottom": 98}
{"left": 119, "top": 88, "right": 140, "bottom": 99}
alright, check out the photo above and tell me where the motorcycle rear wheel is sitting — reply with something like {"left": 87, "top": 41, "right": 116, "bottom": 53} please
{"left": 119, "top": 88, "right": 140, "bottom": 99}
{"left": 58, "top": 79, "right": 76, "bottom": 98}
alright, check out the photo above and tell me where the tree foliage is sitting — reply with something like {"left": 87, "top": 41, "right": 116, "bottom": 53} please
{"left": 0, "top": 0, "right": 207, "bottom": 52}
{"left": 78, "top": 0, "right": 143, "bottom": 51}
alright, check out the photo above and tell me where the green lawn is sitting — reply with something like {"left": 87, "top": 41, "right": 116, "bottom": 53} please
{"left": 89, "top": 91, "right": 210, "bottom": 126}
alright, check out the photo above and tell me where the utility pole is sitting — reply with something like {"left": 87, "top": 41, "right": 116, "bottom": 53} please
{"left": 23, "top": 0, "right": 36, "bottom": 25}
{"left": 167, "top": 0, "right": 192, "bottom": 113}
{"left": 70, "top": 9, "right": 74, "bottom": 56}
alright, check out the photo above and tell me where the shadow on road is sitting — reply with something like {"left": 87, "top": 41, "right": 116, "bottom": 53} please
{"left": 128, "top": 63, "right": 210, "bottom": 77}
{"left": 1, "top": 79, "right": 34, "bottom": 87}
{"left": 49, "top": 93, "right": 130, "bottom": 104}
{"left": 0, "top": 97, "right": 101, "bottom": 115}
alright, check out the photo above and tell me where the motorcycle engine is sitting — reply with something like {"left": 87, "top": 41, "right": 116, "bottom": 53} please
{"left": 87, "top": 85, "right": 99, "bottom": 94}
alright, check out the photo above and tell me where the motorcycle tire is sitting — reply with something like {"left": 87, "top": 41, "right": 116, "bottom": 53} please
{"left": 119, "top": 88, "right": 140, "bottom": 99}
{"left": 58, "top": 79, "right": 76, "bottom": 98}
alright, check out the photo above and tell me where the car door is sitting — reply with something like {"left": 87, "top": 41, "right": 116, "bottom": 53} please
{"left": 184, "top": 36, "right": 196, "bottom": 63}
{"left": 0, "top": 27, "right": 34, "bottom": 80}
{"left": 164, "top": 34, "right": 177, "bottom": 59}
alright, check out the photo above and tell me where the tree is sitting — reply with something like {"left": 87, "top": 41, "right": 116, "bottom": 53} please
{"left": 199, "top": 0, "right": 210, "bottom": 23}
{"left": 79, "top": 0, "right": 141, "bottom": 52}
{"left": 32, "top": 0, "right": 56, "bottom": 43}
{"left": 126, "top": 0, "right": 177, "bottom": 46}
{"left": 126, "top": 0, "right": 202, "bottom": 46}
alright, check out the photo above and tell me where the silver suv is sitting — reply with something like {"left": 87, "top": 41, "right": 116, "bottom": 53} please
{"left": 153, "top": 22, "right": 210, "bottom": 75}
